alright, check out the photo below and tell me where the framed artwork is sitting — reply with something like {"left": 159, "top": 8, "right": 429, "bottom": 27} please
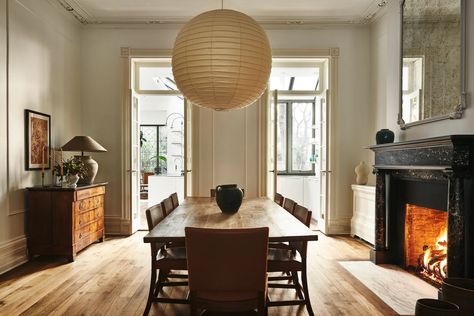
{"left": 25, "top": 110, "right": 51, "bottom": 170}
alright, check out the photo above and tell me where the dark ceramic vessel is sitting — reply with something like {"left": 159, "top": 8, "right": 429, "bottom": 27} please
{"left": 215, "top": 184, "right": 243, "bottom": 213}
{"left": 415, "top": 299, "right": 459, "bottom": 316}
{"left": 376, "top": 129, "right": 395, "bottom": 144}
{"left": 441, "top": 278, "right": 474, "bottom": 315}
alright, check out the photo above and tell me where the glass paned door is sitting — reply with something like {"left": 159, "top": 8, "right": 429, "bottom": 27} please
{"left": 131, "top": 95, "right": 141, "bottom": 233}
{"left": 184, "top": 99, "right": 193, "bottom": 197}
{"left": 266, "top": 90, "right": 278, "bottom": 198}
{"left": 318, "top": 90, "right": 330, "bottom": 233}
{"left": 291, "top": 102, "right": 314, "bottom": 172}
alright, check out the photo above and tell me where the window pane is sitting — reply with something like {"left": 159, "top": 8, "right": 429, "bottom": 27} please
{"left": 140, "top": 126, "right": 158, "bottom": 173}
{"left": 270, "top": 76, "right": 291, "bottom": 90}
{"left": 270, "top": 66, "right": 320, "bottom": 91}
{"left": 276, "top": 103, "right": 287, "bottom": 171}
{"left": 158, "top": 126, "right": 168, "bottom": 174}
{"left": 292, "top": 102, "right": 314, "bottom": 172}
{"left": 139, "top": 66, "right": 176, "bottom": 91}
{"left": 292, "top": 76, "right": 319, "bottom": 90}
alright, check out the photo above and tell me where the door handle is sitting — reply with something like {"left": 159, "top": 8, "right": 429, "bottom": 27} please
{"left": 127, "top": 169, "right": 138, "bottom": 173}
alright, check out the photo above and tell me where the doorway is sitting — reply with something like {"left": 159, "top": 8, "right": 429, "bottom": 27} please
{"left": 267, "top": 58, "right": 331, "bottom": 232}
{"left": 130, "top": 58, "right": 190, "bottom": 231}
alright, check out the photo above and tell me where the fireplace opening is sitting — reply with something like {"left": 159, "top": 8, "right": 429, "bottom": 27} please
{"left": 404, "top": 204, "right": 448, "bottom": 285}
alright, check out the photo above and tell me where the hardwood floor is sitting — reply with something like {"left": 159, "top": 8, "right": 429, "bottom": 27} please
{"left": 0, "top": 232, "right": 397, "bottom": 316}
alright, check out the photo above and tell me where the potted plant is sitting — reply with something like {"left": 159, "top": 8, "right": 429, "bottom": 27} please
{"left": 55, "top": 157, "right": 86, "bottom": 187}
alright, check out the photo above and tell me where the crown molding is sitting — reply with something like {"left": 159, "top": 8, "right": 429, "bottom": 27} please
{"left": 55, "top": 0, "right": 389, "bottom": 27}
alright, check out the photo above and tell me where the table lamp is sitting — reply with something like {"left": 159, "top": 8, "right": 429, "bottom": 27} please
{"left": 61, "top": 136, "right": 107, "bottom": 185}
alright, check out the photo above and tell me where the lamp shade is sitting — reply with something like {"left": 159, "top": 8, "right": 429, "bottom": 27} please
{"left": 172, "top": 9, "right": 272, "bottom": 110}
{"left": 61, "top": 136, "right": 107, "bottom": 152}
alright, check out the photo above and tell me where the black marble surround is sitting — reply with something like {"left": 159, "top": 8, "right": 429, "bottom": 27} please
{"left": 369, "top": 135, "right": 474, "bottom": 279}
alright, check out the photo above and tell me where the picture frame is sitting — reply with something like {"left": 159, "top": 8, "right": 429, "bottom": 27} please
{"left": 25, "top": 109, "right": 51, "bottom": 170}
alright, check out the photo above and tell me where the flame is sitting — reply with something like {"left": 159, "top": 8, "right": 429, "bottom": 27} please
{"left": 420, "top": 227, "right": 447, "bottom": 283}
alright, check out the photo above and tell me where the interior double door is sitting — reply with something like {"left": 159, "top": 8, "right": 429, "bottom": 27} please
{"left": 266, "top": 90, "right": 330, "bottom": 233}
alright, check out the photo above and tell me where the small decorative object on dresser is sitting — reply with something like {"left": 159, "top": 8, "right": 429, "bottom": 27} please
{"left": 58, "top": 157, "right": 86, "bottom": 188}
{"left": 375, "top": 128, "right": 395, "bottom": 144}
{"left": 26, "top": 183, "right": 107, "bottom": 262}
{"left": 351, "top": 185, "right": 375, "bottom": 245}
{"left": 354, "top": 161, "right": 370, "bottom": 185}
{"left": 61, "top": 136, "right": 107, "bottom": 185}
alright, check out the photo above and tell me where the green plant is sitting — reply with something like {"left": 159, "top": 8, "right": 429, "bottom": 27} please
{"left": 140, "top": 130, "right": 146, "bottom": 147}
{"left": 54, "top": 157, "right": 86, "bottom": 177}
{"left": 141, "top": 155, "right": 167, "bottom": 174}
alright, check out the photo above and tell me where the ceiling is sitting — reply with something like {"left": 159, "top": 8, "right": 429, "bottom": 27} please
{"left": 56, "top": 0, "right": 389, "bottom": 26}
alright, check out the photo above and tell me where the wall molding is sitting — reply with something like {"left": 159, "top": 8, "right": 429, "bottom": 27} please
{"left": 0, "top": 235, "right": 27, "bottom": 275}
{"left": 327, "top": 218, "right": 352, "bottom": 235}
{"left": 104, "top": 216, "right": 131, "bottom": 235}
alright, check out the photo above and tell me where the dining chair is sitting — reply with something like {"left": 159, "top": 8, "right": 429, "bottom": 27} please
{"left": 185, "top": 227, "right": 269, "bottom": 316}
{"left": 267, "top": 205, "right": 315, "bottom": 316}
{"left": 210, "top": 188, "right": 245, "bottom": 198}
{"left": 274, "top": 193, "right": 284, "bottom": 207}
{"left": 161, "top": 196, "right": 175, "bottom": 216}
{"left": 143, "top": 204, "right": 189, "bottom": 315}
{"left": 283, "top": 197, "right": 296, "bottom": 214}
{"left": 162, "top": 196, "right": 184, "bottom": 248}
{"left": 170, "top": 192, "right": 179, "bottom": 209}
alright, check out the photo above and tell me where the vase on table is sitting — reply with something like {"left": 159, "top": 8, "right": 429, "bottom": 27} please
{"left": 215, "top": 184, "right": 243, "bottom": 213}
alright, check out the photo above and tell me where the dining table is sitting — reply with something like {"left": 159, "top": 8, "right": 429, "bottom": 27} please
{"left": 143, "top": 197, "right": 319, "bottom": 244}
{"left": 142, "top": 196, "right": 318, "bottom": 315}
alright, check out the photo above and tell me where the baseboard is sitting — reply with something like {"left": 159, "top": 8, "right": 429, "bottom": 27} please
{"left": 0, "top": 235, "right": 28, "bottom": 275}
{"left": 327, "top": 218, "right": 351, "bottom": 235}
{"left": 105, "top": 216, "right": 131, "bottom": 236}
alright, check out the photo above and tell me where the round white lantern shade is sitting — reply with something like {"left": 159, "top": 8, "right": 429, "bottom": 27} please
{"left": 172, "top": 9, "right": 272, "bottom": 110}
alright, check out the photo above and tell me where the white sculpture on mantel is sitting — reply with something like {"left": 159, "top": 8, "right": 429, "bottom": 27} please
{"left": 355, "top": 161, "right": 370, "bottom": 185}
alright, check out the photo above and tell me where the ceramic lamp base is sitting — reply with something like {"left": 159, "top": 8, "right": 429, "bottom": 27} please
{"left": 76, "top": 155, "right": 98, "bottom": 185}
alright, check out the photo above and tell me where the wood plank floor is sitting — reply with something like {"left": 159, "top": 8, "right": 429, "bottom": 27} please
{"left": 0, "top": 232, "right": 397, "bottom": 316}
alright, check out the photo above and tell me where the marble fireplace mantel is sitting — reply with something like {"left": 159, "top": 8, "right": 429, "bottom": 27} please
{"left": 368, "top": 135, "right": 474, "bottom": 279}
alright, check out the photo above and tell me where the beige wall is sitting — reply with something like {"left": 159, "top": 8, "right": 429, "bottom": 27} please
{"left": 370, "top": 0, "right": 474, "bottom": 143}
{"left": 81, "top": 25, "right": 372, "bottom": 235}
{"left": 0, "top": 0, "right": 82, "bottom": 274}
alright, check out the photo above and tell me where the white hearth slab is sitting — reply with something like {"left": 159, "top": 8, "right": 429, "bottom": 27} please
{"left": 339, "top": 261, "right": 438, "bottom": 316}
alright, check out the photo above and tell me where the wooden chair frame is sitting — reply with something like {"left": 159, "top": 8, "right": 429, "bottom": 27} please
{"left": 267, "top": 207, "right": 315, "bottom": 316}
{"left": 143, "top": 204, "right": 189, "bottom": 315}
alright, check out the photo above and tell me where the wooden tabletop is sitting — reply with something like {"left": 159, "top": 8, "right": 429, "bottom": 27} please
{"left": 143, "top": 197, "right": 318, "bottom": 243}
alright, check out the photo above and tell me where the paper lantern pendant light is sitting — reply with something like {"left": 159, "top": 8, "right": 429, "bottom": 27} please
{"left": 172, "top": 9, "right": 272, "bottom": 110}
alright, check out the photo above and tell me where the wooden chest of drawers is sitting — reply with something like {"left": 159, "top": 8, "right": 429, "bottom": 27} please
{"left": 26, "top": 183, "right": 107, "bottom": 262}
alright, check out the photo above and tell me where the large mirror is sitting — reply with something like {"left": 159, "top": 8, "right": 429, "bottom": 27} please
{"left": 399, "top": 0, "right": 467, "bottom": 129}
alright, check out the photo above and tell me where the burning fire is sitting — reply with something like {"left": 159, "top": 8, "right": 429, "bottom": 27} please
{"left": 419, "top": 227, "right": 447, "bottom": 283}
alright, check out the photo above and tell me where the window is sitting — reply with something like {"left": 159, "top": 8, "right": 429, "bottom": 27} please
{"left": 270, "top": 67, "right": 321, "bottom": 92}
{"left": 140, "top": 125, "right": 167, "bottom": 174}
{"left": 277, "top": 100, "right": 316, "bottom": 175}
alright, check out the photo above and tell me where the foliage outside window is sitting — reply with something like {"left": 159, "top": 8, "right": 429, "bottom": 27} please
{"left": 140, "top": 125, "right": 167, "bottom": 174}
{"left": 277, "top": 100, "right": 316, "bottom": 175}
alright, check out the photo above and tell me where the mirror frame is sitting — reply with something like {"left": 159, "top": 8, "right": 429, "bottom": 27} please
{"left": 398, "top": 0, "right": 468, "bottom": 129}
